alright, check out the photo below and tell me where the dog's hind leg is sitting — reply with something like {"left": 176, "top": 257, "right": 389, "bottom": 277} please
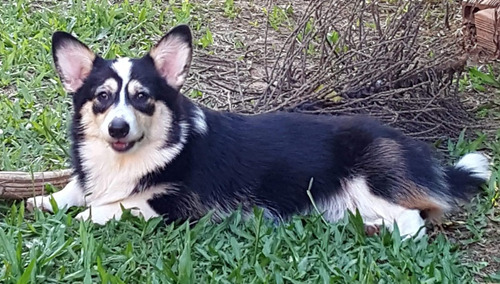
{"left": 344, "top": 177, "right": 426, "bottom": 239}
{"left": 394, "top": 209, "right": 426, "bottom": 239}
{"left": 319, "top": 176, "right": 427, "bottom": 239}
{"left": 26, "top": 176, "right": 85, "bottom": 212}
{"left": 361, "top": 210, "right": 425, "bottom": 239}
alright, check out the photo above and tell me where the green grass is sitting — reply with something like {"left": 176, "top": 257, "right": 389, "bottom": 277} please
{"left": 0, "top": 203, "right": 491, "bottom": 283}
{"left": 1, "top": 0, "right": 499, "bottom": 283}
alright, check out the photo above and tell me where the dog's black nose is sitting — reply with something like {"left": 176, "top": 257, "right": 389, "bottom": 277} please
{"left": 109, "top": 119, "right": 130, "bottom": 139}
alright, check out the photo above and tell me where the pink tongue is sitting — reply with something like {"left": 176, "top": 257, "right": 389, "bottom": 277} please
{"left": 113, "top": 142, "right": 128, "bottom": 150}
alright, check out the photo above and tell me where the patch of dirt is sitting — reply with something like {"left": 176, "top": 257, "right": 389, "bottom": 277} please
{"left": 185, "top": 0, "right": 310, "bottom": 112}
{"left": 0, "top": 85, "right": 17, "bottom": 98}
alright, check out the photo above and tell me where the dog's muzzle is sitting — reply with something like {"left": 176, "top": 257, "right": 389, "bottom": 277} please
{"left": 108, "top": 118, "right": 136, "bottom": 152}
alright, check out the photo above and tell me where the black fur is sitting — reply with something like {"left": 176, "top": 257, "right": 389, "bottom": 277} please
{"left": 444, "top": 166, "right": 487, "bottom": 200}
{"left": 136, "top": 104, "right": 481, "bottom": 223}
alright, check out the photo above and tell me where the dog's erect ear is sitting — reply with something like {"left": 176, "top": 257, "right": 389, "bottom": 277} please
{"left": 52, "top": 32, "right": 96, "bottom": 93}
{"left": 149, "top": 25, "right": 193, "bottom": 91}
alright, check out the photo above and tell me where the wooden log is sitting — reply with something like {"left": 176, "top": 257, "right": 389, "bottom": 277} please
{"left": 0, "top": 169, "right": 72, "bottom": 200}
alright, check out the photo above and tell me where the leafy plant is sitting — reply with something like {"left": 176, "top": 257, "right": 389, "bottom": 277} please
{"left": 224, "top": 0, "right": 239, "bottom": 19}
{"left": 264, "top": 5, "right": 293, "bottom": 31}
{"left": 460, "top": 66, "right": 500, "bottom": 92}
{"left": 197, "top": 28, "right": 213, "bottom": 49}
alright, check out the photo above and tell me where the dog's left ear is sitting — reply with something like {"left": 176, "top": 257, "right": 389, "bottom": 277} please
{"left": 149, "top": 25, "right": 193, "bottom": 91}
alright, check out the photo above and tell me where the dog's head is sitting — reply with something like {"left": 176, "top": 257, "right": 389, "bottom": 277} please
{"left": 52, "top": 25, "right": 194, "bottom": 154}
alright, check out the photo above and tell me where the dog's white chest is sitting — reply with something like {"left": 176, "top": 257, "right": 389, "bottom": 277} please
{"left": 80, "top": 140, "right": 146, "bottom": 205}
{"left": 78, "top": 135, "right": 182, "bottom": 206}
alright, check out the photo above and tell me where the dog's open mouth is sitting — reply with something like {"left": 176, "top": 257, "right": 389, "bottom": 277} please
{"left": 111, "top": 141, "right": 135, "bottom": 152}
{"left": 110, "top": 135, "right": 144, "bottom": 152}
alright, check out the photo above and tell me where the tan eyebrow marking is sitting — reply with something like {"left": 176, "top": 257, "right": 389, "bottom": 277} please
{"left": 96, "top": 78, "right": 118, "bottom": 94}
{"left": 127, "top": 79, "right": 149, "bottom": 96}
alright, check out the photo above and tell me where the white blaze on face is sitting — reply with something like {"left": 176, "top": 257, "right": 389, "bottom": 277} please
{"left": 111, "top": 57, "right": 132, "bottom": 101}
{"left": 100, "top": 58, "right": 141, "bottom": 141}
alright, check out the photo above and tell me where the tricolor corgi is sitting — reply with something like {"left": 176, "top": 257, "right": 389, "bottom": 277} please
{"left": 27, "top": 24, "right": 491, "bottom": 239}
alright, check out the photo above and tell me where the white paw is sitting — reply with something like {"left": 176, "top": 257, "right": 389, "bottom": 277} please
{"left": 75, "top": 206, "right": 120, "bottom": 225}
{"left": 26, "top": 195, "right": 55, "bottom": 213}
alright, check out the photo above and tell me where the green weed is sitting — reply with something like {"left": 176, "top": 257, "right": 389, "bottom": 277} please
{"left": 264, "top": 5, "right": 294, "bottom": 31}
{"left": 224, "top": 0, "right": 240, "bottom": 20}
{"left": 460, "top": 66, "right": 500, "bottom": 92}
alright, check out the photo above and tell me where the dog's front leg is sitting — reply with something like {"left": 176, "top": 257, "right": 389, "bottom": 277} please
{"left": 75, "top": 194, "right": 159, "bottom": 225}
{"left": 26, "top": 177, "right": 86, "bottom": 212}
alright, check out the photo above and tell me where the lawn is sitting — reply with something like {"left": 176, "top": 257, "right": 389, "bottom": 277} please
{"left": 0, "top": 0, "right": 499, "bottom": 283}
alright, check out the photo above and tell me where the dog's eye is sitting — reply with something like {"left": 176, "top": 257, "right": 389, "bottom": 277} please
{"left": 96, "top": 91, "right": 110, "bottom": 102}
{"left": 135, "top": 92, "right": 149, "bottom": 102}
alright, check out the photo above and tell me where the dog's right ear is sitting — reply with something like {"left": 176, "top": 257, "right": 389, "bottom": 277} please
{"left": 52, "top": 32, "right": 96, "bottom": 93}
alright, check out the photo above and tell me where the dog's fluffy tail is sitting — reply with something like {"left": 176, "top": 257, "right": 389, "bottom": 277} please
{"left": 417, "top": 152, "right": 490, "bottom": 221}
{"left": 444, "top": 152, "right": 491, "bottom": 202}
